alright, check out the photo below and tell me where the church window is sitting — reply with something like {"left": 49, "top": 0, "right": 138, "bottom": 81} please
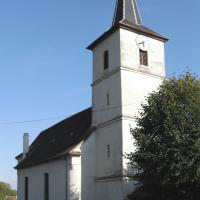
{"left": 70, "top": 163, "right": 73, "bottom": 170}
{"left": 104, "top": 50, "right": 109, "bottom": 70}
{"left": 24, "top": 176, "right": 28, "bottom": 200}
{"left": 139, "top": 49, "right": 148, "bottom": 66}
{"left": 106, "top": 93, "right": 110, "bottom": 106}
{"left": 44, "top": 173, "right": 49, "bottom": 200}
{"left": 107, "top": 145, "right": 111, "bottom": 158}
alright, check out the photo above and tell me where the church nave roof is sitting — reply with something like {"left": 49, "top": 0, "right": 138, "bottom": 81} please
{"left": 16, "top": 107, "right": 92, "bottom": 169}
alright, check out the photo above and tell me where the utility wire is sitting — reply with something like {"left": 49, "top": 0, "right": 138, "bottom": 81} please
{"left": 93, "top": 102, "right": 142, "bottom": 113}
{"left": 0, "top": 115, "right": 67, "bottom": 125}
{"left": 0, "top": 101, "right": 144, "bottom": 125}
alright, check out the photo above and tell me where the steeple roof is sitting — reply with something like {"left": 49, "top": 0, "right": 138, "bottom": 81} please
{"left": 87, "top": 0, "right": 168, "bottom": 50}
{"left": 113, "top": 0, "right": 142, "bottom": 26}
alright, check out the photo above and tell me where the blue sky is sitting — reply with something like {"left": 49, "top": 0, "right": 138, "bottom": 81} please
{"left": 0, "top": 0, "right": 199, "bottom": 189}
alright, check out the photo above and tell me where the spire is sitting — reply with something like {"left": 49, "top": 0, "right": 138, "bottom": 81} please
{"left": 112, "top": 0, "right": 142, "bottom": 26}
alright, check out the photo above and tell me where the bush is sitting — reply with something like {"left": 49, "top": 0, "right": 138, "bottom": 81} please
{"left": 0, "top": 182, "right": 16, "bottom": 200}
{"left": 128, "top": 73, "right": 200, "bottom": 200}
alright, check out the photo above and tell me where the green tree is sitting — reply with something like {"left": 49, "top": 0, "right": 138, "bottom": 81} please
{"left": 0, "top": 182, "right": 16, "bottom": 200}
{"left": 128, "top": 73, "right": 200, "bottom": 200}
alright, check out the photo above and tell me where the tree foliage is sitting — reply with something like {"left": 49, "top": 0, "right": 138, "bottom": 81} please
{"left": 0, "top": 181, "right": 16, "bottom": 200}
{"left": 128, "top": 73, "right": 200, "bottom": 200}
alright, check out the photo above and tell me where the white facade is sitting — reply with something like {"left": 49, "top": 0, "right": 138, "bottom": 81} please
{"left": 82, "top": 26, "right": 166, "bottom": 200}
{"left": 81, "top": 133, "right": 96, "bottom": 200}
{"left": 17, "top": 155, "right": 81, "bottom": 200}
{"left": 67, "top": 155, "right": 81, "bottom": 200}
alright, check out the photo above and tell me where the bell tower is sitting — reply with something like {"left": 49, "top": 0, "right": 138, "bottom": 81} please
{"left": 82, "top": 1, "right": 168, "bottom": 199}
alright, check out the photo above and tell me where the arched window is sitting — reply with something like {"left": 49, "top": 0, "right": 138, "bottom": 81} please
{"left": 103, "top": 50, "right": 109, "bottom": 70}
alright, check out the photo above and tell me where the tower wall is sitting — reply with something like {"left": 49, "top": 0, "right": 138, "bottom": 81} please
{"left": 92, "top": 30, "right": 121, "bottom": 83}
{"left": 81, "top": 133, "right": 96, "bottom": 200}
{"left": 90, "top": 27, "right": 166, "bottom": 199}
{"left": 95, "top": 121, "right": 123, "bottom": 178}
{"left": 119, "top": 28, "right": 165, "bottom": 175}
{"left": 92, "top": 72, "right": 122, "bottom": 126}
{"left": 120, "top": 29, "right": 165, "bottom": 77}
{"left": 83, "top": 2, "right": 167, "bottom": 194}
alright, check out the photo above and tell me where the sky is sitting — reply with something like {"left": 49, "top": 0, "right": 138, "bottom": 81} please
{"left": 0, "top": 0, "right": 199, "bottom": 189}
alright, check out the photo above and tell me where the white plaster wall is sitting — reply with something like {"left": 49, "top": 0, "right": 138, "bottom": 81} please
{"left": 121, "top": 74, "right": 162, "bottom": 194}
{"left": 122, "top": 119, "right": 137, "bottom": 175}
{"left": 95, "top": 179, "right": 137, "bottom": 200}
{"left": 81, "top": 133, "right": 96, "bottom": 200}
{"left": 120, "top": 28, "right": 165, "bottom": 177}
{"left": 92, "top": 29, "right": 122, "bottom": 127}
{"left": 92, "top": 30, "right": 121, "bottom": 82}
{"left": 92, "top": 28, "right": 165, "bottom": 127}
{"left": 95, "top": 121, "right": 122, "bottom": 178}
{"left": 120, "top": 28, "right": 165, "bottom": 77}
{"left": 67, "top": 156, "right": 81, "bottom": 200}
{"left": 92, "top": 71, "right": 122, "bottom": 126}
{"left": 17, "top": 156, "right": 81, "bottom": 200}
{"left": 121, "top": 72, "right": 163, "bottom": 178}
{"left": 89, "top": 26, "right": 166, "bottom": 200}
{"left": 121, "top": 70, "right": 163, "bottom": 118}
{"left": 95, "top": 180, "right": 123, "bottom": 200}
{"left": 17, "top": 159, "right": 66, "bottom": 200}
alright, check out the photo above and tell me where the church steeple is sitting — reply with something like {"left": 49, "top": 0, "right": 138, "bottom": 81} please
{"left": 87, "top": 0, "right": 168, "bottom": 50}
{"left": 83, "top": 2, "right": 169, "bottom": 200}
{"left": 112, "top": 0, "right": 142, "bottom": 26}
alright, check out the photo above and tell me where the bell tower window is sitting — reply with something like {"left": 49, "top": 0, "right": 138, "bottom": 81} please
{"left": 107, "top": 145, "right": 111, "bottom": 158}
{"left": 139, "top": 49, "right": 148, "bottom": 66}
{"left": 103, "top": 50, "right": 109, "bottom": 70}
{"left": 106, "top": 93, "right": 110, "bottom": 106}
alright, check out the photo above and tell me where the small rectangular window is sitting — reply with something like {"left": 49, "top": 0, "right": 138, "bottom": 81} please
{"left": 107, "top": 145, "right": 110, "bottom": 158}
{"left": 24, "top": 177, "right": 28, "bottom": 200}
{"left": 106, "top": 93, "right": 110, "bottom": 106}
{"left": 44, "top": 173, "right": 49, "bottom": 200}
{"left": 140, "top": 49, "right": 148, "bottom": 66}
{"left": 104, "top": 50, "right": 109, "bottom": 70}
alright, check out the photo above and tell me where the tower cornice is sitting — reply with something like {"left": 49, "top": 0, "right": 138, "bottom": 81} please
{"left": 87, "top": 22, "right": 168, "bottom": 50}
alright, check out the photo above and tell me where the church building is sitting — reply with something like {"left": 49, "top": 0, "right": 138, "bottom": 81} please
{"left": 15, "top": 0, "right": 168, "bottom": 200}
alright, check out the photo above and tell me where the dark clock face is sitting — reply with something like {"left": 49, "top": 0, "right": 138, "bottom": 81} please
{"left": 136, "top": 35, "right": 150, "bottom": 51}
